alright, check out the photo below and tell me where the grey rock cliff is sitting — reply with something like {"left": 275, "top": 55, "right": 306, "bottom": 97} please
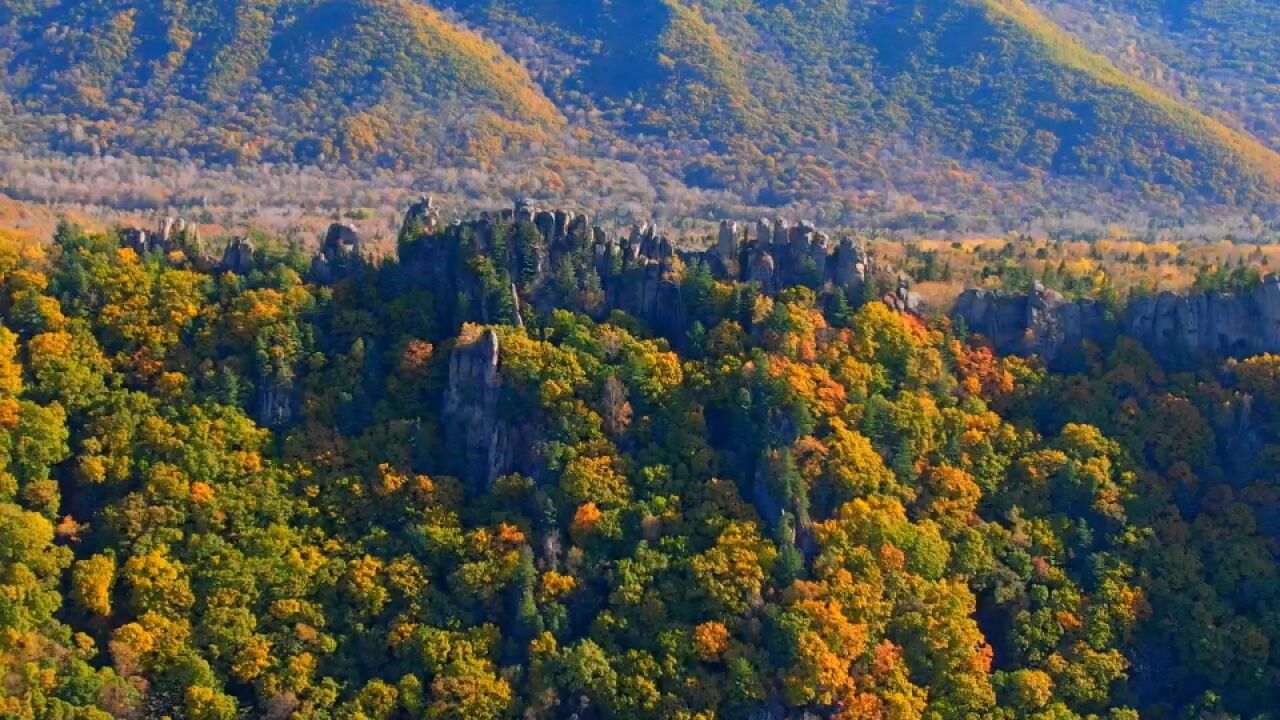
{"left": 1125, "top": 277, "right": 1280, "bottom": 359}
{"left": 404, "top": 195, "right": 441, "bottom": 234}
{"left": 954, "top": 275, "right": 1280, "bottom": 364}
{"left": 954, "top": 283, "right": 1106, "bottom": 363}
{"left": 256, "top": 375, "right": 293, "bottom": 428}
{"left": 397, "top": 198, "right": 890, "bottom": 345}
{"left": 442, "top": 328, "right": 533, "bottom": 492}
{"left": 311, "top": 223, "right": 366, "bottom": 284}
{"left": 220, "top": 236, "right": 255, "bottom": 275}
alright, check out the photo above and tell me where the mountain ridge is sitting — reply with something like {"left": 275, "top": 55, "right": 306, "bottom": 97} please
{"left": 4, "top": 0, "right": 1280, "bottom": 216}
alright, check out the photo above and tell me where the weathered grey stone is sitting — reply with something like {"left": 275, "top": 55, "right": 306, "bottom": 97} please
{"left": 568, "top": 213, "right": 590, "bottom": 242}
{"left": 121, "top": 228, "right": 150, "bottom": 254}
{"left": 772, "top": 217, "right": 789, "bottom": 248}
{"left": 220, "top": 236, "right": 255, "bottom": 275}
{"left": 789, "top": 222, "right": 814, "bottom": 258}
{"left": 404, "top": 194, "right": 441, "bottom": 234}
{"left": 653, "top": 235, "right": 674, "bottom": 261}
{"left": 1120, "top": 280, "right": 1280, "bottom": 361}
{"left": 749, "top": 249, "right": 777, "bottom": 292}
{"left": 310, "top": 254, "right": 333, "bottom": 284}
{"left": 717, "top": 220, "right": 740, "bottom": 275}
{"left": 884, "top": 277, "right": 927, "bottom": 316}
{"left": 325, "top": 223, "right": 361, "bottom": 253}
{"left": 256, "top": 374, "right": 293, "bottom": 428}
{"left": 157, "top": 216, "right": 176, "bottom": 246}
{"left": 514, "top": 198, "right": 535, "bottom": 223}
{"left": 756, "top": 218, "right": 773, "bottom": 246}
{"left": 554, "top": 210, "right": 571, "bottom": 244}
{"left": 443, "top": 328, "right": 512, "bottom": 491}
{"left": 810, "top": 233, "right": 830, "bottom": 283}
{"left": 310, "top": 223, "right": 365, "bottom": 284}
{"left": 534, "top": 210, "right": 556, "bottom": 242}
{"left": 833, "top": 237, "right": 866, "bottom": 289}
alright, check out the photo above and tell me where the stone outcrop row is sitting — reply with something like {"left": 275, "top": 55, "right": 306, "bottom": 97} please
{"left": 953, "top": 284, "right": 1108, "bottom": 363}
{"left": 117, "top": 200, "right": 1280, "bottom": 487}
{"left": 954, "top": 276, "right": 1280, "bottom": 364}
{"left": 413, "top": 199, "right": 916, "bottom": 488}
{"left": 712, "top": 217, "right": 872, "bottom": 296}
{"left": 120, "top": 214, "right": 375, "bottom": 284}
{"left": 398, "top": 198, "right": 894, "bottom": 342}
{"left": 118, "top": 216, "right": 379, "bottom": 428}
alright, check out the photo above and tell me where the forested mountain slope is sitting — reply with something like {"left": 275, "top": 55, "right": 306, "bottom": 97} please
{"left": 4, "top": 199, "right": 1280, "bottom": 719}
{"left": 1031, "top": 0, "right": 1280, "bottom": 150}
{"left": 4, "top": 0, "right": 1280, "bottom": 216}
{"left": 0, "top": 0, "right": 562, "bottom": 165}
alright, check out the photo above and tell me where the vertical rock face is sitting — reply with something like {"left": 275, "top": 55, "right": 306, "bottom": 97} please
{"left": 121, "top": 228, "right": 151, "bottom": 254}
{"left": 256, "top": 376, "right": 293, "bottom": 428}
{"left": 514, "top": 197, "right": 535, "bottom": 223}
{"left": 554, "top": 210, "right": 571, "bottom": 245}
{"left": 396, "top": 198, "right": 892, "bottom": 346}
{"left": 220, "top": 236, "right": 256, "bottom": 275}
{"left": 311, "top": 223, "right": 366, "bottom": 284}
{"left": 953, "top": 284, "right": 1107, "bottom": 363}
{"left": 756, "top": 219, "right": 773, "bottom": 251}
{"left": 883, "top": 277, "right": 927, "bottom": 316}
{"left": 771, "top": 217, "right": 789, "bottom": 248}
{"left": 749, "top": 247, "right": 778, "bottom": 293}
{"left": 953, "top": 275, "right": 1280, "bottom": 365}
{"left": 442, "top": 328, "right": 519, "bottom": 492}
{"left": 325, "top": 223, "right": 361, "bottom": 252}
{"left": 834, "top": 237, "right": 867, "bottom": 290}
{"left": 534, "top": 211, "right": 557, "bottom": 246}
{"left": 1123, "top": 279, "right": 1280, "bottom": 359}
{"left": 157, "top": 217, "right": 176, "bottom": 246}
{"left": 568, "top": 213, "right": 590, "bottom": 244}
{"left": 118, "top": 216, "right": 211, "bottom": 267}
{"left": 715, "top": 220, "right": 741, "bottom": 277}
{"left": 404, "top": 195, "right": 441, "bottom": 234}
{"left": 1120, "top": 282, "right": 1280, "bottom": 360}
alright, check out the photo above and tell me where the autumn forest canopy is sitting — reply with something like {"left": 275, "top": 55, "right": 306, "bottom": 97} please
{"left": 8, "top": 0, "right": 1280, "bottom": 718}
{"left": 1, "top": 201, "right": 1279, "bottom": 720}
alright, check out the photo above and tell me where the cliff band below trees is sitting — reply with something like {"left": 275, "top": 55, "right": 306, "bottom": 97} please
{"left": 954, "top": 280, "right": 1280, "bottom": 364}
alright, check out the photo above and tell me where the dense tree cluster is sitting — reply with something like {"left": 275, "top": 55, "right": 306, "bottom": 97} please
{"left": 0, "top": 218, "right": 1278, "bottom": 720}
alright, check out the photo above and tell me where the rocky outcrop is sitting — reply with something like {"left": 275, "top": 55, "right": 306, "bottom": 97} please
{"left": 256, "top": 375, "right": 294, "bottom": 428}
{"left": 441, "top": 328, "right": 537, "bottom": 492}
{"left": 120, "top": 227, "right": 154, "bottom": 254}
{"left": 882, "top": 277, "right": 928, "bottom": 316}
{"left": 310, "top": 223, "right": 366, "bottom": 283}
{"left": 403, "top": 195, "right": 442, "bottom": 234}
{"left": 954, "top": 283, "right": 1107, "bottom": 363}
{"left": 398, "top": 199, "right": 885, "bottom": 345}
{"left": 118, "top": 216, "right": 212, "bottom": 267}
{"left": 834, "top": 237, "right": 869, "bottom": 289}
{"left": 734, "top": 217, "right": 871, "bottom": 296}
{"left": 159, "top": 217, "right": 201, "bottom": 252}
{"left": 220, "top": 236, "right": 256, "bottom": 275}
{"left": 1125, "top": 277, "right": 1280, "bottom": 360}
{"left": 714, "top": 220, "right": 741, "bottom": 277}
{"left": 954, "top": 275, "right": 1280, "bottom": 365}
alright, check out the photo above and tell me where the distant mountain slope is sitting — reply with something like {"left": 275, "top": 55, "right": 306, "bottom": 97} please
{"left": 1031, "top": 0, "right": 1280, "bottom": 151}
{"left": 0, "top": 0, "right": 561, "bottom": 165}
{"left": 3, "top": 0, "right": 1279, "bottom": 216}
{"left": 442, "top": 0, "right": 1280, "bottom": 206}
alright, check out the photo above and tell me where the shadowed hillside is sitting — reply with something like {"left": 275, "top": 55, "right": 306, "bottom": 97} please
{"left": 1, "top": 0, "right": 562, "bottom": 165}
{"left": 4, "top": 0, "right": 1280, "bottom": 217}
